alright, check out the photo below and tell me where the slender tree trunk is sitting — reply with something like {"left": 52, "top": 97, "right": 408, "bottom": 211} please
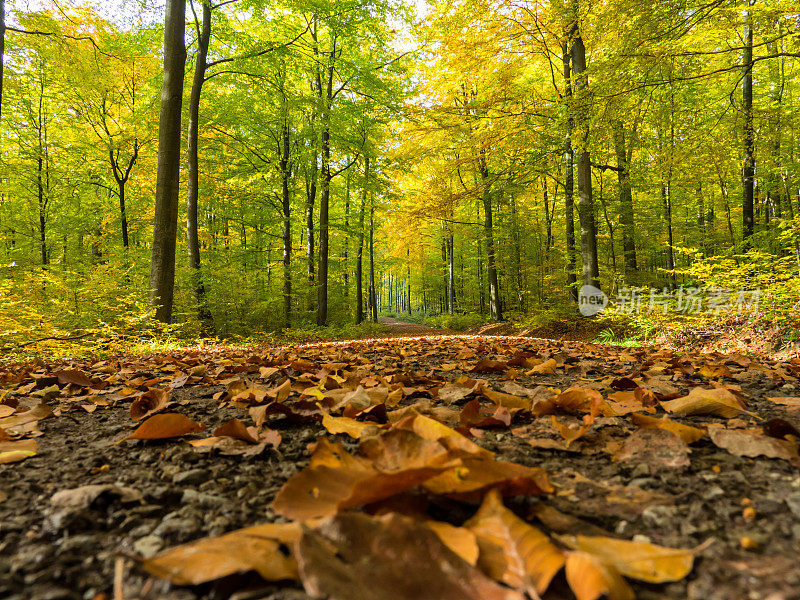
{"left": 406, "top": 249, "right": 412, "bottom": 315}
{"left": 569, "top": 7, "right": 600, "bottom": 290}
{"left": 149, "top": 0, "right": 186, "bottom": 323}
{"left": 479, "top": 157, "right": 502, "bottom": 320}
{"left": 110, "top": 144, "right": 138, "bottom": 249}
{"left": 742, "top": 0, "right": 755, "bottom": 240}
{"left": 343, "top": 162, "right": 350, "bottom": 298}
{"left": 612, "top": 119, "right": 637, "bottom": 277}
{"left": 447, "top": 228, "right": 455, "bottom": 314}
{"left": 186, "top": 1, "right": 213, "bottom": 332}
{"left": 305, "top": 161, "right": 317, "bottom": 285}
{"left": 356, "top": 155, "right": 369, "bottom": 323}
{"left": 316, "top": 42, "right": 335, "bottom": 326}
{"left": 369, "top": 190, "right": 378, "bottom": 322}
{"left": 38, "top": 158, "right": 47, "bottom": 266}
{"left": 562, "top": 40, "right": 579, "bottom": 302}
{"left": 281, "top": 119, "right": 292, "bottom": 327}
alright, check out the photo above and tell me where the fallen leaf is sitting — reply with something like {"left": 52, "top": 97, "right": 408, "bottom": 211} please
{"left": 707, "top": 427, "right": 799, "bottom": 461}
{"left": 130, "top": 388, "right": 171, "bottom": 421}
{"left": 296, "top": 512, "right": 525, "bottom": 600}
{"left": 631, "top": 413, "right": 706, "bottom": 444}
{"left": 213, "top": 418, "right": 259, "bottom": 444}
{"left": 423, "top": 457, "right": 552, "bottom": 501}
{"left": 425, "top": 521, "right": 480, "bottom": 566}
{"left": 144, "top": 522, "right": 302, "bottom": 585}
{"left": 121, "top": 413, "right": 205, "bottom": 441}
{"left": 527, "top": 358, "right": 557, "bottom": 375}
{"left": 0, "top": 439, "right": 37, "bottom": 463}
{"left": 564, "top": 551, "right": 634, "bottom": 600}
{"left": 557, "top": 534, "right": 696, "bottom": 583}
{"left": 471, "top": 359, "right": 508, "bottom": 374}
{"left": 55, "top": 369, "right": 92, "bottom": 387}
{"left": 660, "top": 387, "right": 754, "bottom": 418}
{"left": 51, "top": 484, "right": 142, "bottom": 509}
{"left": 322, "top": 412, "right": 373, "bottom": 439}
{"left": 612, "top": 428, "right": 691, "bottom": 468}
{"left": 0, "top": 404, "right": 54, "bottom": 429}
{"left": 465, "top": 488, "right": 565, "bottom": 595}
{"left": 762, "top": 418, "right": 800, "bottom": 440}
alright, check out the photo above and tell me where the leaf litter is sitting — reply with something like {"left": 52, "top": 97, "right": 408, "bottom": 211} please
{"left": 1, "top": 335, "right": 799, "bottom": 599}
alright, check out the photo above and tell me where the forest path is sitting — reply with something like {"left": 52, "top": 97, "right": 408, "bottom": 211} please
{"left": 378, "top": 316, "right": 449, "bottom": 336}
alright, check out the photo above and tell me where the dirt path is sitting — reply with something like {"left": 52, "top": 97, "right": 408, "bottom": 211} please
{"left": 378, "top": 316, "right": 449, "bottom": 336}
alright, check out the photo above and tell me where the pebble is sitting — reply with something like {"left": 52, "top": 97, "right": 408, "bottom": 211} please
{"left": 642, "top": 505, "right": 677, "bottom": 527}
{"left": 702, "top": 485, "right": 726, "bottom": 500}
{"left": 133, "top": 534, "right": 164, "bottom": 558}
{"left": 181, "top": 489, "right": 226, "bottom": 508}
{"left": 786, "top": 494, "right": 800, "bottom": 518}
{"left": 173, "top": 469, "right": 210, "bottom": 486}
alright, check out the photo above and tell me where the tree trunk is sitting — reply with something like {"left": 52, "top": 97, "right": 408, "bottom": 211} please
{"left": 110, "top": 144, "right": 138, "bottom": 249}
{"left": 569, "top": 7, "right": 600, "bottom": 290}
{"left": 479, "top": 157, "right": 502, "bottom": 320}
{"left": 305, "top": 162, "right": 317, "bottom": 285}
{"left": 369, "top": 190, "right": 378, "bottom": 322}
{"left": 742, "top": 0, "right": 755, "bottom": 240}
{"left": 562, "top": 40, "right": 578, "bottom": 302}
{"left": 343, "top": 161, "right": 350, "bottom": 298}
{"left": 186, "top": 1, "right": 213, "bottom": 332}
{"left": 612, "top": 119, "right": 637, "bottom": 277}
{"left": 316, "top": 42, "right": 335, "bottom": 326}
{"left": 447, "top": 228, "right": 455, "bottom": 314}
{"left": 281, "top": 119, "right": 292, "bottom": 327}
{"left": 356, "top": 155, "right": 369, "bottom": 324}
{"left": 38, "top": 157, "right": 47, "bottom": 266}
{"left": 149, "top": 0, "right": 186, "bottom": 323}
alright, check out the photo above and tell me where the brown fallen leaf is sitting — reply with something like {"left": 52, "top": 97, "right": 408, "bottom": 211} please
{"left": 565, "top": 551, "right": 634, "bottom": 600}
{"left": 130, "top": 388, "right": 171, "bottom": 421}
{"left": 425, "top": 521, "right": 480, "bottom": 566}
{"left": 612, "top": 428, "right": 691, "bottom": 468}
{"left": 557, "top": 534, "right": 696, "bottom": 583}
{"left": 660, "top": 387, "right": 754, "bottom": 418}
{"left": 322, "top": 412, "right": 374, "bottom": 439}
{"left": 0, "top": 439, "right": 38, "bottom": 464}
{"left": 460, "top": 399, "right": 512, "bottom": 429}
{"left": 762, "top": 418, "right": 800, "bottom": 440}
{"left": 144, "top": 522, "right": 302, "bottom": 585}
{"left": 631, "top": 413, "right": 706, "bottom": 444}
{"left": 423, "top": 457, "right": 552, "bottom": 501}
{"left": 213, "top": 418, "right": 259, "bottom": 444}
{"left": 55, "top": 369, "right": 93, "bottom": 387}
{"left": 296, "top": 512, "right": 525, "bottom": 600}
{"left": 470, "top": 359, "right": 509, "bottom": 374}
{"left": 0, "top": 404, "right": 54, "bottom": 429}
{"left": 707, "top": 427, "right": 799, "bottom": 461}
{"left": 465, "top": 488, "right": 565, "bottom": 596}
{"left": 121, "top": 413, "right": 205, "bottom": 441}
{"left": 527, "top": 358, "right": 557, "bottom": 375}
{"left": 272, "top": 439, "right": 445, "bottom": 520}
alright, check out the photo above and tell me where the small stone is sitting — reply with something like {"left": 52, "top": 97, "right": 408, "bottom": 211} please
{"left": 615, "top": 520, "right": 629, "bottom": 535}
{"left": 632, "top": 534, "right": 651, "bottom": 543}
{"left": 642, "top": 505, "right": 677, "bottom": 527}
{"left": 786, "top": 494, "right": 800, "bottom": 518}
{"left": 133, "top": 535, "right": 164, "bottom": 558}
{"left": 630, "top": 463, "right": 650, "bottom": 478}
{"left": 172, "top": 469, "right": 209, "bottom": 486}
{"left": 703, "top": 485, "right": 725, "bottom": 500}
{"left": 181, "top": 489, "right": 225, "bottom": 508}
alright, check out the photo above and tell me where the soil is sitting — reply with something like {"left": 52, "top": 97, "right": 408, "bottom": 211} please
{"left": 1, "top": 325, "right": 800, "bottom": 600}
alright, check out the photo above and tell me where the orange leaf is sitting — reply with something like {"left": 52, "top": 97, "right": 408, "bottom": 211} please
{"left": 213, "top": 418, "right": 259, "bottom": 444}
{"left": 565, "top": 551, "right": 634, "bottom": 600}
{"left": 121, "top": 413, "right": 205, "bottom": 441}
{"left": 465, "top": 488, "right": 564, "bottom": 595}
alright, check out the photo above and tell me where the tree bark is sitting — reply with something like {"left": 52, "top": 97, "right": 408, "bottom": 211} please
{"left": 742, "top": 0, "right": 755, "bottom": 240}
{"left": 316, "top": 43, "right": 335, "bottom": 326}
{"left": 186, "top": 1, "right": 213, "bottom": 332}
{"left": 612, "top": 119, "right": 637, "bottom": 277}
{"left": 369, "top": 189, "right": 378, "bottom": 322}
{"left": 281, "top": 118, "right": 292, "bottom": 327}
{"left": 149, "top": 0, "right": 186, "bottom": 323}
{"left": 110, "top": 144, "right": 138, "bottom": 249}
{"left": 0, "top": 0, "right": 5, "bottom": 125}
{"left": 356, "top": 155, "right": 369, "bottom": 324}
{"left": 562, "top": 40, "right": 578, "bottom": 302}
{"left": 569, "top": 6, "right": 600, "bottom": 290}
{"left": 479, "top": 156, "right": 502, "bottom": 321}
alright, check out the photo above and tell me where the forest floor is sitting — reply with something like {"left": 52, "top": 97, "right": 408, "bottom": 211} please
{"left": 1, "top": 330, "right": 800, "bottom": 600}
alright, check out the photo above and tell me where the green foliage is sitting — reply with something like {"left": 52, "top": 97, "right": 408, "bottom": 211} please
{"left": 593, "top": 328, "right": 642, "bottom": 347}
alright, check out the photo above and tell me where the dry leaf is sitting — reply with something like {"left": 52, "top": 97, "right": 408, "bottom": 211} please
{"left": 0, "top": 439, "right": 37, "bottom": 463}
{"left": 465, "top": 488, "right": 564, "bottom": 595}
{"left": 423, "top": 457, "right": 552, "bottom": 501}
{"left": 660, "top": 387, "right": 754, "bottom": 418}
{"left": 565, "top": 551, "right": 634, "bottom": 600}
{"left": 558, "top": 534, "right": 696, "bottom": 583}
{"left": 130, "top": 388, "right": 171, "bottom": 421}
{"left": 707, "top": 427, "right": 799, "bottom": 461}
{"left": 425, "top": 521, "right": 480, "bottom": 566}
{"left": 631, "top": 413, "right": 706, "bottom": 444}
{"left": 296, "top": 512, "right": 524, "bottom": 600}
{"left": 213, "top": 418, "right": 259, "bottom": 444}
{"left": 121, "top": 413, "right": 205, "bottom": 441}
{"left": 322, "top": 412, "right": 373, "bottom": 439}
{"left": 144, "top": 522, "right": 302, "bottom": 585}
